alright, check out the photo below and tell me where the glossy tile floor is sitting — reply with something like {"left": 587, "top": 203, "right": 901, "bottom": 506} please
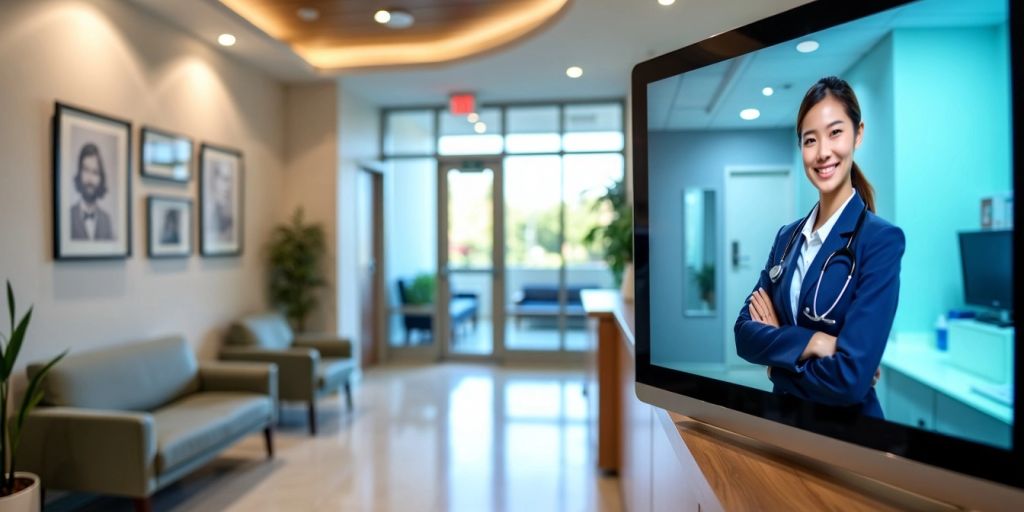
{"left": 51, "top": 364, "right": 621, "bottom": 512}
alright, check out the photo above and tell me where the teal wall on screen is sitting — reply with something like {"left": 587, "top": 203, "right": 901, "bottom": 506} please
{"left": 891, "top": 24, "right": 1012, "bottom": 333}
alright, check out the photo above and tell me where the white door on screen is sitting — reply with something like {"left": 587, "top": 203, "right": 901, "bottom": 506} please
{"left": 724, "top": 166, "right": 793, "bottom": 368}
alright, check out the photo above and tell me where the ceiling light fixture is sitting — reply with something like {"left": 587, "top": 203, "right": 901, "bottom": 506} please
{"left": 217, "top": 33, "right": 236, "bottom": 47}
{"left": 467, "top": 112, "right": 480, "bottom": 123}
{"left": 796, "top": 40, "right": 820, "bottom": 53}
{"left": 566, "top": 66, "right": 583, "bottom": 78}
{"left": 297, "top": 7, "right": 320, "bottom": 22}
{"left": 374, "top": 10, "right": 391, "bottom": 24}
{"left": 474, "top": 122, "right": 487, "bottom": 134}
{"left": 740, "top": 108, "right": 761, "bottom": 121}
{"left": 658, "top": 0, "right": 676, "bottom": 5}
{"left": 762, "top": 87, "right": 774, "bottom": 97}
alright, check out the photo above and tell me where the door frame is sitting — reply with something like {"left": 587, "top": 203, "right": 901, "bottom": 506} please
{"left": 438, "top": 156, "right": 506, "bottom": 362}
{"left": 357, "top": 165, "right": 386, "bottom": 368}
{"left": 723, "top": 165, "right": 793, "bottom": 368}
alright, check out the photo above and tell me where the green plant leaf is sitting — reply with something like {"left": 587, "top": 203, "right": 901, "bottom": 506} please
{"left": 15, "top": 350, "right": 66, "bottom": 442}
{"left": 1, "top": 307, "right": 31, "bottom": 381}
{"left": 6, "top": 281, "right": 14, "bottom": 335}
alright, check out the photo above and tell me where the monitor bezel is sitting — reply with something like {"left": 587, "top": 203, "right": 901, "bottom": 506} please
{"left": 631, "top": 0, "right": 1023, "bottom": 491}
{"left": 959, "top": 229, "right": 1014, "bottom": 311}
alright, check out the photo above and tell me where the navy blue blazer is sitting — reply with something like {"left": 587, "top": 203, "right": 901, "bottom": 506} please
{"left": 734, "top": 193, "right": 905, "bottom": 419}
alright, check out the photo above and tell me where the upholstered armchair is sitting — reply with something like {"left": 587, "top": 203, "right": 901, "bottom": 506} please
{"left": 221, "top": 313, "right": 355, "bottom": 435}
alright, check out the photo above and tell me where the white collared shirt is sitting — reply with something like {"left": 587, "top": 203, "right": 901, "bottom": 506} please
{"left": 789, "top": 190, "right": 856, "bottom": 324}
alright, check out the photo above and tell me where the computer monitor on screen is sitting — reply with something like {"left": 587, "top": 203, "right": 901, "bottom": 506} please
{"left": 960, "top": 229, "right": 1013, "bottom": 326}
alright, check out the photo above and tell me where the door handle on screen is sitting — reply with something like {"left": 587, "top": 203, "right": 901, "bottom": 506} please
{"left": 732, "top": 240, "right": 740, "bottom": 269}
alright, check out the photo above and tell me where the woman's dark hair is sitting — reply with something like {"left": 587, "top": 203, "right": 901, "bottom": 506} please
{"left": 796, "top": 76, "right": 876, "bottom": 213}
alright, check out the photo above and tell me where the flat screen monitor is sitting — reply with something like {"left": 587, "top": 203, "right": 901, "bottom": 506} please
{"left": 631, "top": 0, "right": 1022, "bottom": 507}
{"left": 960, "top": 230, "right": 1013, "bottom": 313}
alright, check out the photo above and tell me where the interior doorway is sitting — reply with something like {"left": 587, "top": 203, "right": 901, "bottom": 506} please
{"left": 357, "top": 167, "right": 385, "bottom": 367}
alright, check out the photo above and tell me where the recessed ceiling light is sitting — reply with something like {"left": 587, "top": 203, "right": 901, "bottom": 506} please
{"left": 796, "top": 40, "right": 819, "bottom": 53}
{"left": 217, "top": 33, "right": 236, "bottom": 47}
{"left": 467, "top": 113, "right": 480, "bottom": 123}
{"left": 374, "top": 10, "right": 391, "bottom": 24}
{"left": 474, "top": 122, "right": 487, "bottom": 134}
{"left": 762, "top": 87, "right": 774, "bottom": 97}
{"left": 740, "top": 108, "right": 760, "bottom": 121}
{"left": 297, "top": 7, "right": 319, "bottom": 22}
{"left": 566, "top": 66, "right": 583, "bottom": 78}
{"left": 658, "top": 0, "right": 676, "bottom": 5}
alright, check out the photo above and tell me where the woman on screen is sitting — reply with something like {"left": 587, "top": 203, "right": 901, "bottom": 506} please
{"left": 733, "top": 76, "right": 905, "bottom": 419}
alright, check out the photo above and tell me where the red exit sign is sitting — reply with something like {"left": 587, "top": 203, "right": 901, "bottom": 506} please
{"left": 449, "top": 93, "right": 476, "bottom": 115}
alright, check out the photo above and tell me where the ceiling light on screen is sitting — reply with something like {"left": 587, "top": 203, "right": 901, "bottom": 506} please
{"left": 217, "top": 34, "right": 236, "bottom": 47}
{"left": 474, "top": 122, "right": 487, "bottom": 134}
{"left": 658, "top": 0, "right": 676, "bottom": 5}
{"left": 740, "top": 108, "right": 761, "bottom": 121}
{"left": 796, "top": 40, "right": 820, "bottom": 53}
{"left": 762, "top": 87, "right": 774, "bottom": 96}
{"left": 467, "top": 113, "right": 480, "bottom": 123}
{"left": 374, "top": 10, "right": 391, "bottom": 24}
{"left": 566, "top": 66, "right": 583, "bottom": 78}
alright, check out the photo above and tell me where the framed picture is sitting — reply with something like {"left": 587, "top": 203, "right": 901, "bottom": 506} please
{"left": 53, "top": 102, "right": 132, "bottom": 260}
{"left": 199, "top": 143, "right": 243, "bottom": 256}
{"left": 141, "top": 127, "right": 192, "bottom": 182}
{"left": 147, "top": 196, "right": 192, "bottom": 258}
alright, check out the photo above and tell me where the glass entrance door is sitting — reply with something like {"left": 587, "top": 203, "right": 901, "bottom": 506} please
{"left": 438, "top": 157, "right": 504, "bottom": 360}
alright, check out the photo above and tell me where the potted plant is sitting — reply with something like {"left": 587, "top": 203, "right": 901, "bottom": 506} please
{"left": 583, "top": 177, "right": 634, "bottom": 298}
{"left": 405, "top": 273, "right": 437, "bottom": 305}
{"left": 1, "top": 282, "right": 66, "bottom": 512}
{"left": 693, "top": 263, "right": 715, "bottom": 309}
{"left": 268, "top": 208, "right": 327, "bottom": 332}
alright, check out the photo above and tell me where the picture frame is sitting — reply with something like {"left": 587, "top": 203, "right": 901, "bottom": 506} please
{"left": 140, "top": 127, "right": 193, "bottom": 182}
{"left": 53, "top": 102, "right": 132, "bottom": 260}
{"left": 147, "top": 196, "right": 192, "bottom": 258}
{"left": 199, "top": 143, "right": 244, "bottom": 256}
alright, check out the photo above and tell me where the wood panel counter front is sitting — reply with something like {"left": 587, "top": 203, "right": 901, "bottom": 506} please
{"left": 581, "top": 290, "right": 952, "bottom": 512}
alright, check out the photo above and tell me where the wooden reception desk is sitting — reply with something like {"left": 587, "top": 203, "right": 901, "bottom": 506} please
{"left": 581, "top": 290, "right": 951, "bottom": 512}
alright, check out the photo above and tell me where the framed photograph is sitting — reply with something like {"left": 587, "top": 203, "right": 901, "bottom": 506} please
{"left": 199, "top": 143, "right": 243, "bottom": 256}
{"left": 53, "top": 102, "right": 132, "bottom": 260}
{"left": 141, "top": 127, "right": 192, "bottom": 182}
{"left": 147, "top": 196, "right": 192, "bottom": 258}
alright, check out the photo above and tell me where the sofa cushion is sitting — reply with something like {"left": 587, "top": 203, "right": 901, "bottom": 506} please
{"left": 153, "top": 392, "right": 272, "bottom": 473}
{"left": 226, "top": 313, "right": 294, "bottom": 350}
{"left": 30, "top": 336, "right": 199, "bottom": 411}
{"left": 318, "top": 358, "right": 355, "bottom": 391}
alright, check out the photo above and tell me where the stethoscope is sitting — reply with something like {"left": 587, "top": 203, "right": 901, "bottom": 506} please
{"left": 767, "top": 203, "right": 868, "bottom": 325}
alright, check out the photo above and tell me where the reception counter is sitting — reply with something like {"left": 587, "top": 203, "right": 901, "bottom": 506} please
{"left": 582, "top": 290, "right": 954, "bottom": 512}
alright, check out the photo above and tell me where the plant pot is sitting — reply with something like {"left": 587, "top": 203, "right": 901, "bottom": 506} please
{"left": 621, "top": 263, "right": 635, "bottom": 302}
{"left": 0, "top": 472, "right": 41, "bottom": 512}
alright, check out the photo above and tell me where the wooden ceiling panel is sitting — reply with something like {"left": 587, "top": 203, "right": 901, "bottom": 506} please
{"left": 220, "top": 0, "right": 570, "bottom": 71}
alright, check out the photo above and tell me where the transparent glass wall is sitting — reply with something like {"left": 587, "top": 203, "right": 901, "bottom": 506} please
{"left": 382, "top": 102, "right": 625, "bottom": 356}
{"left": 447, "top": 166, "right": 495, "bottom": 356}
{"left": 385, "top": 158, "right": 438, "bottom": 348}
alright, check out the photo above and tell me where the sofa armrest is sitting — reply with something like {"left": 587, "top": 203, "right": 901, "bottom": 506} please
{"left": 293, "top": 334, "right": 353, "bottom": 359}
{"left": 18, "top": 407, "right": 156, "bottom": 498}
{"left": 199, "top": 361, "right": 278, "bottom": 399}
{"left": 220, "top": 347, "right": 318, "bottom": 401}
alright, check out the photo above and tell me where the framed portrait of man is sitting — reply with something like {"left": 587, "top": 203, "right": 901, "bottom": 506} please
{"left": 147, "top": 196, "right": 192, "bottom": 258}
{"left": 141, "top": 127, "right": 192, "bottom": 183}
{"left": 199, "top": 144, "right": 243, "bottom": 256}
{"left": 53, "top": 102, "right": 132, "bottom": 260}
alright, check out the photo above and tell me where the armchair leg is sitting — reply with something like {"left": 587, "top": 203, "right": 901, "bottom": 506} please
{"left": 134, "top": 497, "right": 153, "bottom": 512}
{"left": 308, "top": 400, "right": 318, "bottom": 435}
{"left": 264, "top": 426, "right": 275, "bottom": 458}
{"left": 345, "top": 382, "right": 354, "bottom": 412}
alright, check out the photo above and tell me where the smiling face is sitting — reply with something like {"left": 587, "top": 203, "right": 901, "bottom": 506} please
{"left": 799, "top": 94, "right": 863, "bottom": 198}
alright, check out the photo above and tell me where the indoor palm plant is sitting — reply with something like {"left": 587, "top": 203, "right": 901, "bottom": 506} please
{"left": 1, "top": 282, "right": 65, "bottom": 511}
{"left": 583, "top": 177, "right": 634, "bottom": 291}
{"left": 268, "top": 208, "right": 327, "bottom": 332}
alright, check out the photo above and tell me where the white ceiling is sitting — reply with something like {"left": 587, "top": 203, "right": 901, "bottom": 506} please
{"left": 132, "top": 0, "right": 819, "bottom": 105}
{"left": 647, "top": 0, "right": 1008, "bottom": 131}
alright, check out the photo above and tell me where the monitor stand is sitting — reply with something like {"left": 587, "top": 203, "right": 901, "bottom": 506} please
{"left": 975, "top": 310, "right": 1014, "bottom": 328}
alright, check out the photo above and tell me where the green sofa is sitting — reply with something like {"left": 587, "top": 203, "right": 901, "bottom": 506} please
{"left": 220, "top": 312, "right": 355, "bottom": 435}
{"left": 18, "top": 336, "right": 277, "bottom": 512}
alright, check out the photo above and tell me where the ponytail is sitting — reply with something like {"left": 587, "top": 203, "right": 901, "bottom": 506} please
{"left": 850, "top": 162, "right": 875, "bottom": 213}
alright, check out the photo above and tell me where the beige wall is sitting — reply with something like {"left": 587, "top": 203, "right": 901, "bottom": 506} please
{"left": 282, "top": 83, "right": 339, "bottom": 334}
{"left": 0, "top": 0, "right": 287, "bottom": 365}
{"left": 337, "top": 87, "right": 380, "bottom": 362}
